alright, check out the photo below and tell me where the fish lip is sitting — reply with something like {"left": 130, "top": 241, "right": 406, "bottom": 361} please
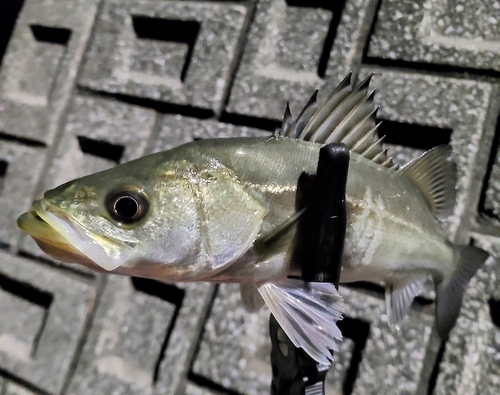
{"left": 25, "top": 199, "right": 133, "bottom": 271}
{"left": 17, "top": 210, "right": 43, "bottom": 230}
{"left": 17, "top": 210, "right": 55, "bottom": 238}
{"left": 30, "top": 199, "right": 90, "bottom": 242}
{"left": 34, "top": 199, "right": 72, "bottom": 227}
{"left": 17, "top": 210, "right": 91, "bottom": 262}
{"left": 32, "top": 199, "right": 102, "bottom": 243}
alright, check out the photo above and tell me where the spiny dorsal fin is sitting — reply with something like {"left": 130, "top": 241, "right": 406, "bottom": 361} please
{"left": 399, "top": 145, "right": 457, "bottom": 219}
{"left": 278, "top": 73, "right": 392, "bottom": 168}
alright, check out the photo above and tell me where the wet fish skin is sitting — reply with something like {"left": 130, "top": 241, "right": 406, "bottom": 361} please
{"left": 164, "top": 136, "right": 455, "bottom": 287}
{"left": 20, "top": 136, "right": 451, "bottom": 282}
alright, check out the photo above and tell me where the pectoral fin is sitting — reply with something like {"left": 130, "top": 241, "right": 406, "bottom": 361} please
{"left": 385, "top": 276, "right": 427, "bottom": 327}
{"left": 258, "top": 279, "right": 344, "bottom": 365}
{"left": 253, "top": 209, "right": 305, "bottom": 260}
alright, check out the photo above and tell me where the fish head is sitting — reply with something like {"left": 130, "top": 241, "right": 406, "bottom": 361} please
{"left": 17, "top": 158, "right": 204, "bottom": 276}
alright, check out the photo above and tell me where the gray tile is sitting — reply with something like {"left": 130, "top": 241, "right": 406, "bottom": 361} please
{"left": 0, "top": 0, "right": 499, "bottom": 393}
{"left": 484, "top": 152, "right": 500, "bottom": 218}
{"left": 151, "top": 114, "right": 270, "bottom": 154}
{"left": 342, "top": 287, "right": 434, "bottom": 395}
{"left": 155, "top": 283, "right": 216, "bottom": 395}
{"left": 0, "top": 0, "right": 100, "bottom": 144}
{"left": 325, "top": 339, "right": 355, "bottom": 395}
{"left": 66, "top": 278, "right": 214, "bottom": 395}
{"left": 67, "top": 276, "right": 176, "bottom": 394}
{"left": 184, "top": 383, "right": 225, "bottom": 395}
{"left": 0, "top": 142, "right": 46, "bottom": 248}
{"left": 0, "top": 288, "right": 45, "bottom": 362}
{"left": 3, "top": 382, "right": 38, "bottom": 395}
{"left": 226, "top": 0, "right": 375, "bottom": 119}
{"left": 39, "top": 95, "right": 156, "bottom": 191}
{"left": 430, "top": 228, "right": 500, "bottom": 394}
{"left": 0, "top": 252, "right": 96, "bottom": 394}
{"left": 192, "top": 284, "right": 273, "bottom": 395}
{"left": 368, "top": 0, "right": 500, "bottom": 71}
{"left": 79, "top": 0, "right": 247, "bottom": 112}
{"left": 433, "top": 296, "right": 499, "bottom": 395}
{"left": 482, "top": 94, "right": 500, "bottom": 220}
{"left": 192, "top": 284, "right": 434, "bottom": 395}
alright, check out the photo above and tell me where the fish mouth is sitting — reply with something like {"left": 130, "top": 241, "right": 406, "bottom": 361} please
{"left": 17, "top": 200, "right": 133, "bottom": 271}
{"left": 17, "top": 210, "right": 94, "bottom": 265}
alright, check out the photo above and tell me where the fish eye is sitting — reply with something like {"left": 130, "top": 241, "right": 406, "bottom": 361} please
{"left": 105, "top": 189, "right": 149, "bottom": 225}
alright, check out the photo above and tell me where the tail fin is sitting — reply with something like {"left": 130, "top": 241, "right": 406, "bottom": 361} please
{"left": 435, "top": 246, "right": 489, "bottom": 339}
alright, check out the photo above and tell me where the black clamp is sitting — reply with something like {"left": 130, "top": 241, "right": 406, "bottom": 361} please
{"left": 269, "top": 143, "right": 350, "bottom": 395}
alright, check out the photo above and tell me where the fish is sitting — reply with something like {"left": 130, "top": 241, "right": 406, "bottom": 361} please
{"left": 17, "top": 74, "right": 488, "bottom": 365}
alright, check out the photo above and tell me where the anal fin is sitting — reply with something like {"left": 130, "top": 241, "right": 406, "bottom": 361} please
{"left": 258, "top": 279, "right": 344, "bottom": 365}
{"left": 385, "top": 276, "right": 427, "bottom": 327}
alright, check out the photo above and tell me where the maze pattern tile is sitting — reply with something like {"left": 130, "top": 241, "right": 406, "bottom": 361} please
{"left": 227, "top": 0, "right": 376, "bottom": 119}
{"left": 0, "top": 0, "right": 499, "bottom": 394}
{"left": 79, "top": 0, "right": 248, "bottom": 113}
{"left": 0, "top": 252, "right": 96, "bottom": 394}
{"left": 368, "top": 0, "right": 500, "bottom": 71}
{"left": 0, "top": 142, "right": 45, "bottom": 249}
{"left": 0, "top": 0, "right": 99, "bottom": 145}
{"left": 66, "top": 278, "right": 215, "bottom": 395}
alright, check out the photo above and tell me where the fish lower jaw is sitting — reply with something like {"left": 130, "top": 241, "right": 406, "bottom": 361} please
{"left": 19, "top": 205, "right": 133, "bottom": 272}
{"left": 34, "top": 236, "right": 98, "bottom": 266}
{"left": 18, "top": 211, "right": 94, "bottom": 264}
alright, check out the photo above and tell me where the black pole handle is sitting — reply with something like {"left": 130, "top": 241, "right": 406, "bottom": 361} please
{"left": 270, "top": 143, "right": 350, "bottom": 395}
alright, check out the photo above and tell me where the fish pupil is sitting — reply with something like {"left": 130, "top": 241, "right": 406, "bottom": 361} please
{"left": 114, "top": 196, "right": 138, "bottom": 219}
{"left": 106, "top": 188, "right": 149, "bottom": 226}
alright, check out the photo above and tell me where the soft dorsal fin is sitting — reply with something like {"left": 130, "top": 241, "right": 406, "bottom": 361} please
{"left": 399, "top": 145, "right": 457, "bottom": 218}
{"left": 278, "top": 73, "right": 395, "bottom": 168}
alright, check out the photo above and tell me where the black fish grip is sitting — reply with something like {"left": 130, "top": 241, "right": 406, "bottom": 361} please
{"left": 269, "top": 143, "right": 349, "bottom": 395}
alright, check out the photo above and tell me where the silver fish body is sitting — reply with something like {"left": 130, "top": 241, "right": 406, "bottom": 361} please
{"left": 157, "top": 136, "right": 454, "bottom": 286}
{"left": 17, "top": 75, "right": 488, "bottom": 365}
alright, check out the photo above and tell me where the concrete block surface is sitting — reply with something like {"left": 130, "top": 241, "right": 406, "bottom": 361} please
{"left": 79, "top": 0, "right": 248, "bottom": 112}
{"left": 0, "top": 0, "right": 499, "bottom": 394}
